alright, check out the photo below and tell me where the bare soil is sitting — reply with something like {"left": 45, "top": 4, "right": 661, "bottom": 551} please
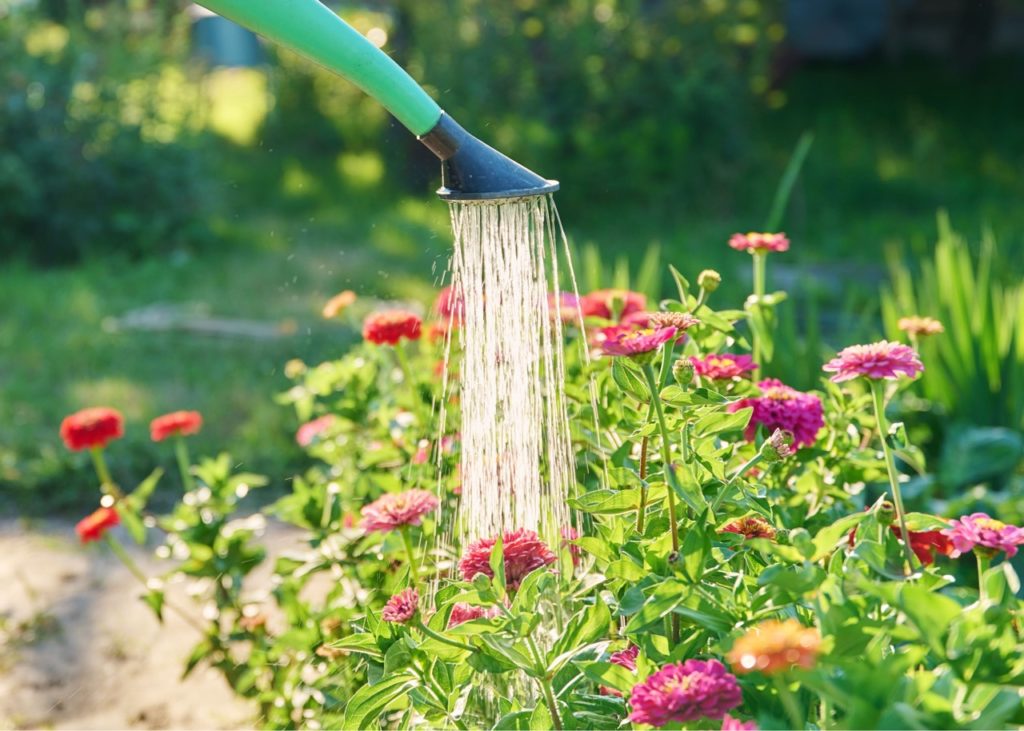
{"left": 0, "top": 519, "right": 254, "bottom": 730}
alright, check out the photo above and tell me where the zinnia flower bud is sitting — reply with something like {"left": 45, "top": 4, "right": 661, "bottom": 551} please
{"left": 759, "top": 429, "right": 794, "bottom": 463}
{"left": 698, "top": 269, "right": 722, "bottom": 292}
{"left": 673, "top": 358, "right": 696, "bottom": 386}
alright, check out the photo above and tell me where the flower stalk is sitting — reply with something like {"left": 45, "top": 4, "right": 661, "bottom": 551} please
{"left": 869, "top": 380, "right": 918, "bottom": 573}
{"left": 400, "top": 525, "right": 421, "bottom": 583}
{"left": 174, "top": 435, "right": 196, "bottom": 493}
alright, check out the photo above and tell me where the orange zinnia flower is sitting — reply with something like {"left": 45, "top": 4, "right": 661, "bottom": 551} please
{"left": 728, "top": 619, "right": 820, "bottom": 675}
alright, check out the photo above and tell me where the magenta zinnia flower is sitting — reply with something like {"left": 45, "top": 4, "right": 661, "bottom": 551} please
{"left": 728, "top": 379, "right": 824, "bottom": 449}
{"left": 691, "top": 354, "right": 757, "bottom": 381}
{"left": 722, "top": 714, "right": 759, "bottom": 730}
{"left": 628, "top": 659, "right": 743, "bottom": 727}
{"left": 360, "top": 489, "right": 440, "bottom": 533}
{"left": 580, "top": 288, "right": 647, "bottom": 321}
{"left": 823, "top": 340, "right": 924, "bottom": 382}
{"left": 729, "top": 232, "right": 789, "bottom": 253}
{"left": 601, "top": 644, "right": 640, "bottom": 697}
{"left": 942, "top": 513, "right": 1024, "bottom": 558}
{"left": 458, "top": 528, "right": 557, "bottom": 590}
{"left": 381, "top": 588, "right": 418, "bottom": 623}
{"left": 600, "top": 326, "right": 677, "bottom": 358}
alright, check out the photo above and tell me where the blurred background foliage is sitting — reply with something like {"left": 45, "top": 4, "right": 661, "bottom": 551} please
{"left": 2, "top": 0, "right": 1023, "bottom": 511}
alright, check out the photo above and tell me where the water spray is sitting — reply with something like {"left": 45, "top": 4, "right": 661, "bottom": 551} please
{"left": 195, "top": 1, "right": 580, "bottom": 550}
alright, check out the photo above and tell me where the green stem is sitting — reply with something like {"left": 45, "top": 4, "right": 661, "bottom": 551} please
{"left": 394, "top": 340, "right": 416, "bottom": 388}
{"left": 640, "top": 364, "right": 679, "bottom": 553}
{"left": 636, "top": 433, "right": 650, "bottom": 533}
{"left": 641, "top": 361, "right": 681, "bottom": 646}
{"left": 90, "top": 448, "right": 122, "bottom": 498}
{"left": 976, "top": 553, "right": 991, "bottom": 604}
{"left": 416, "top": 619, "right": 475, "bottom": 653}
{"left": 773, "top": 674, "right": 805, "bottom": 730}
{"left": 869, "top": 380, "right": 918, "bottom": 574}
{"left": 525, "top": 635, "right": 563, "bottom": 730}
{"left": 709, "top": 453, "right": 764, "bottom": 514}
{"left": 751, "top": 252, "right": 767, "bottom": 376}
{"left": 400, "top": 525, "right": 420, "bottom": 584}
{"left": 174, "top": 436, "right": 196, "bottom": 493}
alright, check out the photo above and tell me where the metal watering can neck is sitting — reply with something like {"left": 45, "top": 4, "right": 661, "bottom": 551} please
{"left": 194, "top": 0, "right": 558, "bottom": 201}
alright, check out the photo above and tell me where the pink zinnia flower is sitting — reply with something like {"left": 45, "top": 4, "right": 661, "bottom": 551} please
{"left": 722, "top": 714, "right": 758, "bottom": 730}
{"left": 548, "top": 292, "right": 581, "bottom": 323}
{"left": 412, "top": 439, "right": 430, "bottom": 465}
{"left": 942, "top": 513, "right": 1024, "bottom": 558}
{"left": 729, "top": 232, "right": 789, "bottom": 253}
{"left": 447, "top": 603, "right": 499, "bottom": 628}
{"left": 381, "top": 588, "right": 418, "bottom": 623}
{"left": 628, "top": 659, "right": 743, "bottom": 726}
{"left": 600, "top": 327, "right": 677, "bottom": 358}
{"left": 580, "top": 289, "right": 647, "bottom": 321}
{"left": 360, "top": 489, "right": 440, "bottom": 533}
{"left": 434, "top": 286, "right": 464, "bottom": 321}
{"left": 728, "top": 379, "right": 824, "bottom": 449}
{"left": 823, "top": 340, "right": 923, "bottom": 382}
{"left": 296, "top": 414, "right": 337, "bottom": 447}
{"left": 458, "top": 528, "right": 557, "bottom": 590}
{"left": 691, "top": 354, "right": 757, "bottom": 381}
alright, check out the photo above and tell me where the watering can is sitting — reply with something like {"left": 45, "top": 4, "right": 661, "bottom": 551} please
{"left": 195, "top": 0, "right": 558, "bottom": 201}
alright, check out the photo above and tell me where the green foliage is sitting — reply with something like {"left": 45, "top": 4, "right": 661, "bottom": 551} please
{"left": 882, "top": 214, "right": 1024, "bottom": 432}
{"left": 0, "top": 4, "right": 213, "bottom": 264}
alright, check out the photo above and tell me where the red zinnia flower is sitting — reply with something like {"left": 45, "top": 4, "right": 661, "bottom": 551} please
{"left": 691, "top": 354, "right": 757, "bottom": 381}
{"left": 60, "top": 407, "right": 124, "bottom": 451}
{"left": 362, "top": 310, "right": 423, "bottom": 345}
{"left": 382, "top": 588, "right": 418, "bottom": 623}
{"left": 580, "top": 289, "right": 647, "bottom": 321}
{"left": 729, "top": 379, "right": 823, "bottom": 449}
{"left": 458, "top": 528, "right": 557, "bottom": 590}
{"left": 823, "top": 340, "right": 923, "bottom": 382}
{"left": 76, "top": 506, "right": 120, "bottom": 543}
{"left": 360, "top": 489, "right": 440, "bottom": 533}
{"left": 628, "top": 659, "right": 743, "bottom": 726}
{"left": 729, "top": 232, "right": 789, "bottom": 253}
{"left": 847, "top": 523, "right": 954, "bottom": 565}
{"left": 150, "top": 410, "right": 203, "bottom": 442}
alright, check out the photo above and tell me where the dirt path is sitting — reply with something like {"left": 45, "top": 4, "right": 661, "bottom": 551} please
{"left": 0, "top": 519, "right": 257, "bottom": 730}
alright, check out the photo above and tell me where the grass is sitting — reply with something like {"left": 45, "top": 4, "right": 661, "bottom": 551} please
{"left": 3, "top": 58, "right": 1022, "bottom": 512}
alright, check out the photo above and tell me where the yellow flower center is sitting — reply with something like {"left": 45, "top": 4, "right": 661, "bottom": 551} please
{"left": 976, "top": 518, "right": 1006, "bottom": 531}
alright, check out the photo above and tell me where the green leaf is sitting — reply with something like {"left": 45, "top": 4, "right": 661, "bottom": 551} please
{"left": 579, "top": 661, "right": 636, "bottom": 695}
{"left": 812, "top": 512, "right": 871, "bottom": 561}
{"left": 341, "top": 673, "right": 417, "bottom": 730}
{"left": 143, "top": 589, "right": 164, "bottom": 622}
{"left": 692, "top": 408, "right": 752, "bottom": 438}
{"left": 606, "top": 558, "right": 646, "bottom": 582}
{"left": 625, "top": 581, "right": 686, "bottom": 633}
{"left": 669, "top": 265, "right": 690, "bottom": 302}
{"left": 552, "top": 597, "right": 611, "bottom": 663}
{"left": 127, "top": 468, "right": 163, "bottom": 511}
{"left": 490, "top": 535, "right": 506, "bottom": 595}
{"left": 117, "top": 506, "right": 147, "bottom": 545}
{"left": 898, "top": 583, "right": 961, "bottom": 656}
{"left": 327, "top": 633, "right": 382, "bottom": 660}
{"left": 612, "top": 359, "right": 650, "bottom": 400}
{"left": 568, "top": 489, "right": 641, "bottom": 515}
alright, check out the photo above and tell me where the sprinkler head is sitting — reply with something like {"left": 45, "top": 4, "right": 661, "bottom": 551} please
{"left": 418, "top": 113, "right": 559, "bottom": 202}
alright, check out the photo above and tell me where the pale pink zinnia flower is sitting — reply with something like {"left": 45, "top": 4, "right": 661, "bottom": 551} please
{"left": 447, "top": 603, "right": 499, "bottom": 628}
{"left": 458, "top": 528, "right": 557, "bottom": 590}
{"left": 381, "top": 588, "right": 418, "bottom": 623}
{"left": 728, "top": 379, "right": 824, "bottom": 449}
{"left": 296, "top": 414, "right": 337, "bottom": 447}
{"left": 628, "top": 659, "right": 743, "bottom": 726}
{"left": 360, "top": 489, "right": 440, "bottom": 532}
{"left": 898, "top": 315, "right": 944, "bottom": 338}
{"left": 722, "top": 714, "right": 759, "bottom": 730}
{"left": 691, "top": 353, "right": 757, "bottom": 381}
{"left": 729, "top": 232, "right": 789, "bottom": 253}
{"left": 823, "top": 340, "right": 924, "bottom": 382}
{"left": 600, "top": 326, "right": 677, "bottom": 358}
{"left": 942, "top": 513, "right": 1024, "bottom": 558}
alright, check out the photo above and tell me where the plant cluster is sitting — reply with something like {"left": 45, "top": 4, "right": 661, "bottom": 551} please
{"left": 69, "top": 235, "right": 1024, "bottom": 729}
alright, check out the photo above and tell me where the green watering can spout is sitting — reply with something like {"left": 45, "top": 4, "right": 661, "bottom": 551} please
{"left": 195, "top": 0, "right": 558, "bottom": 201}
